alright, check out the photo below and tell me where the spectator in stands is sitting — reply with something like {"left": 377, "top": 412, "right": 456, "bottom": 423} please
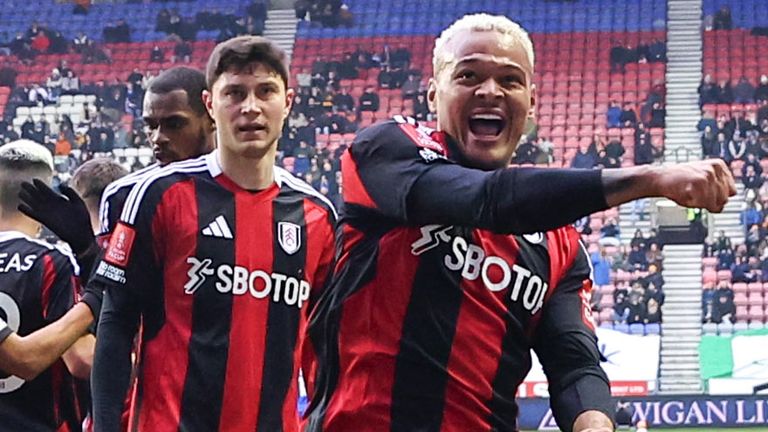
{"left": 627, "top": 244, "right": 648, "bottom": 270}
{"left": 28, "top": 84, "right": 49, "bottom": 105}
{"left": 413, "top": 93, "right": 431, "bottom": 122}
{"left": 756, "top": 76, "right": 768, "bottom": 104}
{"left": 339, "top": 4, "right": 354, "bottom": 27}
{"left": 647, "top": 39, "right": 666, "bottom": 63}
{"left": 606, "top": 100, "right": 621, "bottom": 128}
{"left": 698, "top": 74, "right": 719, "bottom": 106}
{"left": 609, "top": 40, "right": 633, "bottom": 73}
{"left": 512, "top": 136, "right": 539, "bottom": 165}
{"left": 634, "top": 127, "right": 660, "bottom": 165}
{"left": 590, "top": 247, "right": 612, "bottom": 287}
{"left": 602, "top": 138, "right": 624, "bottom": 168}
{"left": 711, "top": 281, "right": 736, "bottom": 323}
{"left": 358, "top": 86, "right": 379, "bottom": 112}
{"left": 741, "top": 199, "right": 764, "bottom": 229}
{"left": 732, "top": 254, "right": 759, "bottom": 283}
{"left": 246, "top": 0, "right": 268, "bottom": 34}
{"left": 103, "top": 19, "right": 131, "bottom": 43}
{"left": 401, "top": 73, "right": 421, "bottom": 100}
{"left": 150, "top": 45, "right": 165, "bottom": 63}
{"left": 713, "top": 5, "right": 733, "bottom": 30}
{"left": 626, "top": 291, "right": 646, "bottom": 324}
{"left": 620, "top": 103, "right": 637, "bottom": 127}
{"left": 701, "top": 125, "right": 719, "bottom": 158}
{"left": 712, "top": 230, "right": 733, "bottom": 253}
{"left": 46, "top": 68, "right": 62, "bottom": 102}
{"left": 172, "top": 40, "right": 193, "bottom": 64}
{"left": 734, "top": 76, "right": 756, "bottom": 104}
{"left": 571, "top": 142, "right": 597, "bottom": 169}
{"left": 72, "top": 32, "right": 89, "bottom": 54}
{"left": 743, "top": 164, "right": 764, "bottom": 191}
{"left": 644, "top": 298, "right": 661, "bottom": 324}
{"left": 81, "top": 40, "right": 110, "bottom": 64}
{"left": 630, "top": 229, "right": 647, "bottom": 250}
{"left": 746, "top": 224, "right": 763, "bottom": 253}
{"left": 156, "top": 8, "right": 172, "bottom": 32}
{"left": 716, "top": 79, "right": 734, "bottom": 104}
{"left": 61, "top": 70, "right": 80, "bottom": 95}
{"left": 294, "top": 0, "right": 309, "bottom": 20}
{"left": 599, "top": 217, "right": 621, "bottom": 247}
{"left": 648, "top": 102, "right": 665, "bottom": 128}
{"left": 332, "top": 86, "right": 355, "bottom": 112}
{"left": 613, "top": 290, "right": 629, "bottom": 324}
{"left": 9, "top": 32, "right": 34, "bottom": 63}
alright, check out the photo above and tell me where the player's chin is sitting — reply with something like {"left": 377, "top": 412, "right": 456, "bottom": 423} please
{"left": 466, "top": 134, "right": 512, "bottom": 169}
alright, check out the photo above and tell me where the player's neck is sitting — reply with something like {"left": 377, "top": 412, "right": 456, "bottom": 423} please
{"left": 218, "top": 147, "right": 275, "bottom": 191}
{"left": 0, "top": 214, "right": 40, "bottom": 238}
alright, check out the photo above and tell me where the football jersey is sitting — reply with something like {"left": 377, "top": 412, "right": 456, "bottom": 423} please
{"left": 305, "top": 117, "right": 612, "bottom": 432}
{"left": 0, "top": 231, "right": 84, "bottom": 431}
{"left": 92, "top": 151, "right": 336, "bottom": 432}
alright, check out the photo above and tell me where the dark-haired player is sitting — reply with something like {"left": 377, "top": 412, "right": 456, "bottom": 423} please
{"left": 91, "top": 36, "right": 336, "bottom": 431}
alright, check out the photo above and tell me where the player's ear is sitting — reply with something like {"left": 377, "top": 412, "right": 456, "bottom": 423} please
{"left": 202, "top": 89, "right": 214, "bottom": 119}
{"left": 427, "top": 77, "right": 438, "bottom": 113}
{"left": 527, "top": 83, "right": 537, "bottom": 119}
{"left": 284, "top": 87, "right": 295, "bottom": 118}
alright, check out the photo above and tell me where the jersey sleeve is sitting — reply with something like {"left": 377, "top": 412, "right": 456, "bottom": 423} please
{"left": 40, "top": 250, "right": 79, "bottom": 323}
{"left": 532, "top": 238, "right": 614, "bottom": 432}
{"left": 91, "top": 182, "right": 163, "bottom": 297}
{"left": 98, "top": 185, "right": 131, "bottom": 236}
{"left": 344, "top": 118, "right": 608, "bottom": 234}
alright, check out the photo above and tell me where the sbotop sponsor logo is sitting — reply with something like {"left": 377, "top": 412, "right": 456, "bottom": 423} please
{"left": 411, "top": 225, "right": 549, "bottom": 315}
{"left": 185, "top": 257, "right": 310, "bottom": 308}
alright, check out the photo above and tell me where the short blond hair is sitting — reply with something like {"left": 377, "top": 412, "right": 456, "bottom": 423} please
{"left": 432, "top": 13, "right": 535, "bottom": 79}
{"left": 0, "top": 139, "right": 53, "bottom": 214}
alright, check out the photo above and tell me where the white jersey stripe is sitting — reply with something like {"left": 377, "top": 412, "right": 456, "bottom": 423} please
{"left": 121, "top": 157, "right": 210, "bottom": 225}
{"left": 98, "top": 164, "right": 161, "bottom": 234}
{"left": 274, "top": 166, "right": 338, "bottom": 219}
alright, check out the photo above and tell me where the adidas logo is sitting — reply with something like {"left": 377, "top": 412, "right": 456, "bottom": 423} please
{"left": 202, "top": 215, "right": 233, "bottom": 239}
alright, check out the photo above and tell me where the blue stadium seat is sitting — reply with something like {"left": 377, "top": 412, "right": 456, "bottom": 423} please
{"left": 645, "top": 323, "right": 661, "bottom": 335}
{"left": 629, "top": 323, "right": 645, "bottom": 334}
{"left": 613, "top": 323, "right": 629, "bottom": 334}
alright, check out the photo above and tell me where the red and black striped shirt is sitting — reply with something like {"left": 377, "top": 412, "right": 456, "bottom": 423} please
{"left": 91, "top": 151, "right": 336, "bottom": 432}
{"left": 305, "top": 118, "right": 613, "bottom": 432}
{"left": 0, "top": 231, "right": 85, "bottom": 431}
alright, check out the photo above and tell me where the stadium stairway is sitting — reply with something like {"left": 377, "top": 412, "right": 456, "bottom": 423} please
{"left": 663, "top": 0, "right": 704, "bottom": 164}
{"left": 711, "top": 183, "right": 747, "bottom": 245}
{"left": 658, "top": 244, "right": 704, "bottom": 394}
{"left": 264, "top": 9, "right": 299, "bottom": 62}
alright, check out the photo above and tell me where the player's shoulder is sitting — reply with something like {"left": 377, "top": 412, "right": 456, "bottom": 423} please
{"left": 353, "top": 115, "right": 448, "bottom": 159}
{"left": 121, "top": 153, "right": 212, "bottom": 225}
{"left": 274, "top": 166, "right": 338, "bottom": 221}
{"left": 101, "top": 162, "right": 161, "bottom": 203}
{"left": 0, "top": 231, "right": 79, "bottom": 274}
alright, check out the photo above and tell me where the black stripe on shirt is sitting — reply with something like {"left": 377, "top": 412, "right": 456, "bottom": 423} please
{"left": 178, "top": 177, "right": 236, "bottom": 430}
{"left": 389, "top": 227, "right": 467, "bottom": 431}
{"left": 256, "top": 189, "right": 307, "bottom": 431}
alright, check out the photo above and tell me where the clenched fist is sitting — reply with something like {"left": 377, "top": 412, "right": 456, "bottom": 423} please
{"left": 603, "top": 159, "right": 737, "bottom": 212}
{"left": 648, "top": 159, "right": 736, "bottom": 212}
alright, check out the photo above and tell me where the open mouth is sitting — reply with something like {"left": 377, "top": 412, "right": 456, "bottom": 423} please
{"left": 468, "top": 113, "right": 505, "bottom": 138}
{"left": 238, "top": 124, "right": 267, "bottom": 133}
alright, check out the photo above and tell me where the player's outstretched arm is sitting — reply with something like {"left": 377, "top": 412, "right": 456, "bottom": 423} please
{"left": 573, "top": 410, "right": 615, "bottom": 432}
{"left": 92, "top": 286, "right": 141, "bottom": 432}
{"left": 0, "top": 302, "right": 94, "bottom": 380}
{"left": 603, "top": 159, "right": 736, "bottom": 212}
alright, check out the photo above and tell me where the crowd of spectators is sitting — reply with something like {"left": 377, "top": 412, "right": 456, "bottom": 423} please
{"left": 586, "top": 228, "right": 666, "bottom": 326}
{"left": 155, "top": 1, "right": 269, "bottom": 42}
{"left": 295, "top": 0, "right": 354, "bottom": 28}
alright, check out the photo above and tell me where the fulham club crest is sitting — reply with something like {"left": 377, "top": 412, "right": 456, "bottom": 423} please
{"left": 278, "top": 222, "right": 301, "bottom": 255}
